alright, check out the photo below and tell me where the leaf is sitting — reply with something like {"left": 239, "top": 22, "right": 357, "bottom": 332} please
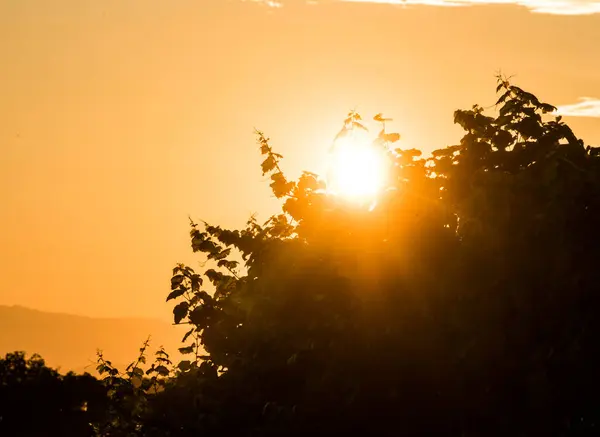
{"left": 190, "top": 274, "right": 203, "bottom": 292}
{"left": 499, "top": 99, "right": 519, "bottom": 117}
{"left": 178, "top": 360, "right": 192, "bottom": 372}
{"left": 217, "top": 259, "right": 239, "bottom": 270}
{"left": 432, "top": 146, "right": 460, "bottom": 158}
{"left": 261, "top": 155, "right": 277, "bottom": 175}
{"left": 173, "top": 302, "right": 189, "bottom": 324}
{"left": 155, "top": 365, "right": 169, "bottom": 377}
{"left": 298, "top": 172, "right": 320, "bottom": 192}
{"left": 541, "top": 103, "right": 557, "bottom": 114}
{"left": 170, "top": 274, "right": 184, "bottom": 290}
{"left": 374, "top": 113, "right": 392, "bottom": 122}
{"left": 190, "top": 234, "right": 206, "bottom": 252}
{"left": 205, "top": 269, "right": 223, "bottom": 284}
{"left": 383, "top": 132, "right": 401, "bottom": 143}
{"left": 178, "top": 346, "right": 195, "bottom": 355}
{"left": 496, "top": 90, "right": 511, "bottom": 106}
{"left": 404, "top": 148, "right": 422, "bottom": 158}
{"left": 166, "top": 287, "right": 186, "bottom": 302}
{"left": 211, "top": 248, "right": 231, "bottom": 261}
{"left": 157, "top": 348, "right": 170, "bottom": 357}
{"left": 509, "top": 85, "right": 524, "bottom": 94}
{"left": 182, "top": 328, "right": 195, "bottom": 343}
{"left": 521, "top": 91, "right": 540, "bottom": 106}
{"left": 270, "top": 172, "right": 295, "bottom": 198}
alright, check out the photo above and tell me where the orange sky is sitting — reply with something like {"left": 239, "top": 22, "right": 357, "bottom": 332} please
{"left": 1, "top": 0, "right": 599, "bottom": 320}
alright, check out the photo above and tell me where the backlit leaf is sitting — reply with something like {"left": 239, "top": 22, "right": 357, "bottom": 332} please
{"left": 178, "top": 346, "right": 195, "bottom": 355}
{"left": 170, "top": 274, "right": 184, "bottom": 290}
{"left": 173, "top": 302, "right": 189, "bottom": 324}
{"left": 166, "top": 287, "right": 186, "bottom": 302}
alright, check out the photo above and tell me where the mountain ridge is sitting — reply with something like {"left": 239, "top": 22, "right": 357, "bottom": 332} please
{"left": 0, "top": 305, "right": 182, "bottom": 375}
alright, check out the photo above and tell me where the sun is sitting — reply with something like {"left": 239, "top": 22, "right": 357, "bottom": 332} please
{"left": 327, "top": 129, "right": 388, "bottom": 200}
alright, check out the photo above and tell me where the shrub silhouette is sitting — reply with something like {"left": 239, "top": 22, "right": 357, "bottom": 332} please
{"left": 0, "top": 352, "right": 107, "bottom": 436}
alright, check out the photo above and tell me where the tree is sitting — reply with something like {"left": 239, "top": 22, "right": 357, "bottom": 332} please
{"left": 5, "top": 77, "right": 599, "bottom": 436}
{"left": 149, "top": 77, "right": 600, "bottom": 436}
{"left": 0, "top": 352, "right": 108, "bottom": 437}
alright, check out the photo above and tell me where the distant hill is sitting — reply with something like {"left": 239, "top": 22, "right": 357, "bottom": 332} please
{"left": 0, "top": 305, "right": 183, "bottom": 375}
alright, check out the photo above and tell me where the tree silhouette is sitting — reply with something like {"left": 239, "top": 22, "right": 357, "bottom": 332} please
{"left": 3, "top": 77, "right": 599, "bottom": 436}
{"left": 151, "top": 77, "right": 600, "bottom": 436}
{"left": 0, "top": 352, "right": 107, "bottom": 437}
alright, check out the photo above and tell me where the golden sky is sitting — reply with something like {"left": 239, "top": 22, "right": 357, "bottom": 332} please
{"left": 1, "top": 0, "right": 599, "bottom": 320}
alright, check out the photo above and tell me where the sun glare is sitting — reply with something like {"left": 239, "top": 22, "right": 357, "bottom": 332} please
{"left": 327, "top": 130, "right": 388, "bottom": 200}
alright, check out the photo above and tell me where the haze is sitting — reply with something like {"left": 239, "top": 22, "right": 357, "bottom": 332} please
{"left": 1, "top": 0, "right": 599, "bottom": 321}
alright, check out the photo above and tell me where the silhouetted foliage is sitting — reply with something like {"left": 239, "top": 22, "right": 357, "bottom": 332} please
{"left": 151, "top": 77, "right": 600, "bottom": 436}
{"left": 0, "top": 352, "right": 107, "bottom": 437}
{"left": 4, "top": 77, "right": 600, "bottom": 436}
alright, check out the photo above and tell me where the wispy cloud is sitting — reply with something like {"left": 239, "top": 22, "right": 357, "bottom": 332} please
{"left": 342, "top": 0, "right": 600, "bottom": 15}
{"left": 556, "top": 97, "right": 600, "bottom": 118}
{"left": 243, "top": 0, "right": 284, "bottom": 7}
{"left": 245, "top": 0, "right": 600, "bottom": 15}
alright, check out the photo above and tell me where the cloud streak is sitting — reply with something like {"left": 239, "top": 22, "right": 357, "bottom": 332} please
{"left": 556, "top": 97, "right": 600, "bottom": 118}
{"left": 243, "top": 0, "right": 284, "bottom": 7}
{"left": 247, "top": 0, "right": 600, "bottom": 15}
{"left": 342, "top": 0, "right": 600, "bottom": 15}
